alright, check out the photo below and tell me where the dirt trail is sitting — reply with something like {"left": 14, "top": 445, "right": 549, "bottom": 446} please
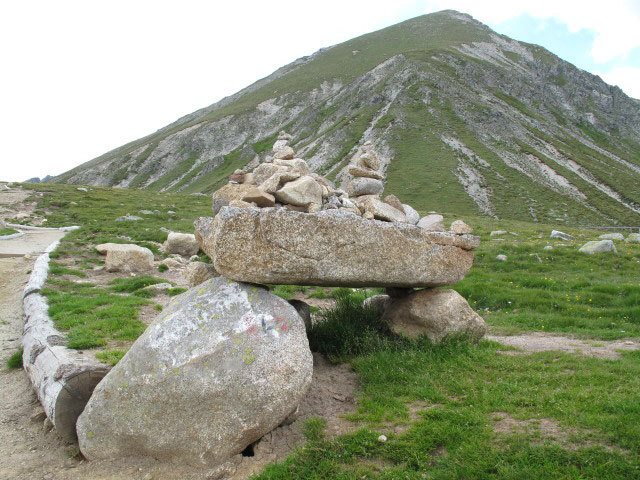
{"left": 487, "top": 333, "right": 640, "bottom": 359}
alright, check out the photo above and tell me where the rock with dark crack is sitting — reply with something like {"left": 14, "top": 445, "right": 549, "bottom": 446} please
{"left": 195, "top": 207, "right": 479, "bottom": 287}
{"left": 76, "top": 277, "right": 313, "bottom": 467}
{"left": 383, "top": 288, "right": 487, "bottom": 343}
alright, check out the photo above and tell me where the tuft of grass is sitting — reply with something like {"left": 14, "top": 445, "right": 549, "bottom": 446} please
{"left": 157, "top": 263, "right": 168, "bottom": 272}
{"left": 269, "top": 284, "right": 309, "bottom": 301}
{"left": 109, "top": 275, "right": 168, "bottom": 293}
{"left": 95, "top": 349, "right": 126, "bottom": 366}
{"left": 308, "top": 289, "right": 407, "bottom": 362}
{"left": 167, "top": 287, "right": 187, "bottom": 296}
{"left": 0, "top": 227, "right": 19, "bottom": 236}
{"left": 6, "top": 349, "right": 23, "bottom": 369}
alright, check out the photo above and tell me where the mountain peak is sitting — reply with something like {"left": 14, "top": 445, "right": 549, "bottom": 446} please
{"left": 52, "top": 12, "right": 640, "bottom": 226}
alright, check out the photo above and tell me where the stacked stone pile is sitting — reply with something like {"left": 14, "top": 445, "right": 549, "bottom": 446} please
{"left": 213, "top": 132, "right": 441, "bottom": 228}
{"left": 76, "top": 130, "right": 485, "bottom": 470}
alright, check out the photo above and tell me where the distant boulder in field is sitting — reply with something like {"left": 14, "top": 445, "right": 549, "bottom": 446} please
{"left": 579, "top": 240, "right": 617, "bottom": 254}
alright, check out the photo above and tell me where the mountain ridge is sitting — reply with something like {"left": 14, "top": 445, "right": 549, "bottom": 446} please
{"left": 51, "top": 10, "right": 640, "bottom": 226}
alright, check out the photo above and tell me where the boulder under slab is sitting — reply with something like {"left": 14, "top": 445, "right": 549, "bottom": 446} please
{"left": 76, "top": 277, "right": 313, "bottom": 467}
{"left": 383, "top": 288, "right": 487, "bottom": 344}
{"left": 195, "top": 207, "right": 479, "bottom": 288}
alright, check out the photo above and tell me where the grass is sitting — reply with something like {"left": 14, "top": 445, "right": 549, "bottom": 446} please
{"left": 42, "top": 279, "right": 150, "bottom": 349}
{"left": 252, "top": 289, "right": 640, "bottom": 479}
{"left": 0, "top": 227, "right": 19, "bottom": 236}
{"left": 18, "top": 182, "right": 640, "bottom": 477}
{"left": 19, "top": 183, "right": 211, "bottom": 353}
{"left": 6, "top": 349, "right": 23, "bottom": 369}
{"left": 94, "top": 349, "right": 127, "bottom": 366}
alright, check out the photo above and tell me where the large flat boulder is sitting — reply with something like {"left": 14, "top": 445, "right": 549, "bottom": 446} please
{"left": 77, "top": 277, "right": 313, "bottom": 467}
{"left": 195, "top": 207, "right": 479, "bottom": 288}
{"left": 383, "top": 288, "right": 487, "bottom": 344}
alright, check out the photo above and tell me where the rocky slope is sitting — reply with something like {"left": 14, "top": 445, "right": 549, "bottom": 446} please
{"left": 51, "top": 10, "right": 640, "bottom": 225}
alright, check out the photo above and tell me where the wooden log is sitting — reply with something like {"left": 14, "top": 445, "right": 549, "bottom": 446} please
{"left": 22, "top": 244, "right": 110, "bottom": 442}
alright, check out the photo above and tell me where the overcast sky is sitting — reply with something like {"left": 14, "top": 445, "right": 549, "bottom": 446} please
{"left": 1, "top": 0, "right": 639, "bottom": 182}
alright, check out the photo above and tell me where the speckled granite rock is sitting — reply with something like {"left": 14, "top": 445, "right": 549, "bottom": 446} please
{"left": 77, "top": 277, "right": 312, "bottom": 467}
{"left": 383, "top": 288, "right": 486, "bottom": 343}
{"left": 195, "top": 207, "right": 479, "bottom": 288}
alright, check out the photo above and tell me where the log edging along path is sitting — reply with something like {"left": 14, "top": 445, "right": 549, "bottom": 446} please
{"left": 21, "top": 226, "right": 111, "bottom": 442}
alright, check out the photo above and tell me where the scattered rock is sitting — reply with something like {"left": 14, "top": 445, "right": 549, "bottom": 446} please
{"left": 346, "top": 177, "right": 384, "bottom": 197}
{"left": 402, "top": 204, "right": 420, "bottom": 225}
{"left": 228, "top": 200, "right": 256, "bottom": 208}
{"left": 490, "top": 230, "right": 507, "bottom": 237}
{"left": 184, "top": 261, "right": 220, "bottom": 287}
{"left": 383, "top": 288, "right": 487, "bottom": 344}
{"left": 253, "top": 163, "right": 288, "bottom": 185}
{"left": 275, "top": 176, "right": 323, "bottom": 207}
{"left": 354, "top": 195, "right": 406, "bottom": 223}
{"left": 288, "top": 299, "right": 311, "bottom": 331}
{"left": 115, "top": 214, "right": 143, "bottom": 222}
{"left": 347, "top": 165, "right": 384, "bottom": 180}
{"left": 626, "top": 233, "right": 640, "bottom": 243}
{"left": 273, "top": 158, "right": 311, "bottom": 176}
{"left": 383, "top": 194, "right": 405, "bottom": 213}
{"left": 77, "top": 277, "right": 313, "bottom": 467}
{"left": 273, "top": 146, "right": 295, "bottom": 160}
{"left": 358, "top": 151, "right": 381, "bottom": 170}
{"left": 417, "top": 214, "right": 444, "bottom": 232}
{"left": 212, "top": 183, "right": 257, "bottom": 214}
{"left": 76, "top": 187, "right": 88, "bottom": 192}
{"left": 196, "top": 208, "right": 478, "bottom": 288}
{"left": 96, "top": 243, "right": 154, "bottom": 273}
{"left": 164, "top": 232, "right": 199, "bottom": 257}
{"left": 142, "top": 283, "right": 173, "bottom": 293}
{"left": 241, "top": 187, "right": 276, "bottom": 208}
{"left": 496, "top": 254, "right": 507, "bottom": 261}
{"left": 377, "top": 435, "right": 387, "bottom": 443}
{"left": 550, "top": 230, "right": 573, "bottom": 241}
{"left": 450, "top": 220, "right": 472, "bottom": 235}
{"left": 543, "top": 245, "right": 553, "bottom": 250}
{"left": 598, "top": 233, "right": 624, "bottom": 241}
{"left": 363, "top": 294, "right": 391, "bottom": 311}
{"left": 579, "top": 240, "right": 617, "bottom": 254}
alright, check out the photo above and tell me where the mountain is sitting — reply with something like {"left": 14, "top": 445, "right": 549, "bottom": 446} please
{"left": 51, "top": 10, "right": 640, "bottom": 225}
{"left": 24, "top": 175, "right": 53, "bottom": 184}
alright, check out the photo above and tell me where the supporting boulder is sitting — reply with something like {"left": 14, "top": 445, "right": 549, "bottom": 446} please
{"left": 383, "top": 288, "right": 486, "bottom": 344}
{"left": 77, "top": 277, "right": 313, "bottom": 467}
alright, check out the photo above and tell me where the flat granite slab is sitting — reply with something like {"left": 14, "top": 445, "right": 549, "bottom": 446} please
{"left": 195, "top": 207, "right": 480, "bottom": 288}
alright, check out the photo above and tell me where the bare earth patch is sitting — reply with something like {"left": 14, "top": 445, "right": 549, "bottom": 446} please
{"left": 492, "top": 412, "right": 627, "bottom": 454}
{"left": 488, "top": 333, "right": 640, "bottom": 359}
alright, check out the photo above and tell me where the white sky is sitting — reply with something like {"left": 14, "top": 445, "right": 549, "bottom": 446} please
{"left": 1, "top": 0, "right": 639, "bottom": 181}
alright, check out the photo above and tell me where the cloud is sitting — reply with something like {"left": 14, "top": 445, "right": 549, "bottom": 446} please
{"left": 425, "top": 0, "right": 640, "bottom": 63}
{"left": 594, "top": 67, "right": 640, "bottom": 99}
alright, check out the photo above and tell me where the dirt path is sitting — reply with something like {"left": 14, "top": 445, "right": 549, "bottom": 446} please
{"left": 487, "top": 333, "right": 640, "bottom": 359}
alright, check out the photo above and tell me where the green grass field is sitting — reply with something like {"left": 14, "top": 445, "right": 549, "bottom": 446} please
{"left": 18, "top": 183, "right": 640, "bottom": 478}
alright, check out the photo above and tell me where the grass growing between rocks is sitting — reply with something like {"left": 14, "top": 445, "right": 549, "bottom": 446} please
{"left": 254, "top": 290, "right": 640, "bottom": 479}
{"left": 0, "top": 227, "right": 19, "bottom": 236}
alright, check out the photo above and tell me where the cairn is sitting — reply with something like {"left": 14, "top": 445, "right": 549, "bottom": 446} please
{"left": 215, "top": 133, "right": 434, "bottom": 228}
